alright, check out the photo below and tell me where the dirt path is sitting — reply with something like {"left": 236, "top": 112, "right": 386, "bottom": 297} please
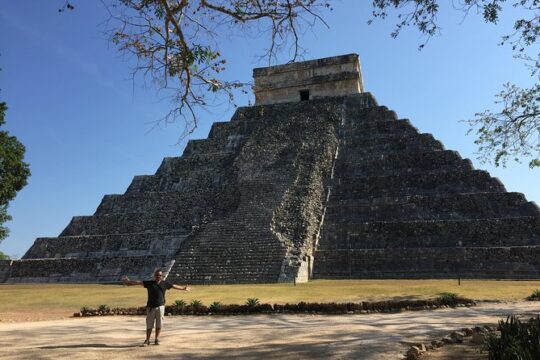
{"left": 1, "top": 302, "right": 539, "bottom": 360}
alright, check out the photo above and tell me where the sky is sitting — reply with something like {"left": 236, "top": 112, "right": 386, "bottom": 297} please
{"left": 0, "top": 1, "right": 538, "bottom": 258}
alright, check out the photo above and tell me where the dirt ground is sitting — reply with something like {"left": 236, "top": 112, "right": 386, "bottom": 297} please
{"left": 1, "top": 302, "right": 539, "bottom": 360}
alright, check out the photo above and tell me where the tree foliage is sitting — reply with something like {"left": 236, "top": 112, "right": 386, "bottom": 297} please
{"left": 0, "top": 102, "right": 31, "bottom": 242}
{"left": 371, "top": 0, "right": 540, "bottom": 167}
{"left": 102, "top": 0, "right": 332, "bottom": 136}
{"left": 62, "top": 1, "right": 540, "bottom": 166}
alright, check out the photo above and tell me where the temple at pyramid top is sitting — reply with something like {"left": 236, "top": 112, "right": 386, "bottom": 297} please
{"left": 253, "top": 53, "right": 364, "bottom": 105}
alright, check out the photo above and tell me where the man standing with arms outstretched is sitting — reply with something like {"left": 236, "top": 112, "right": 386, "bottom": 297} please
{"left": 122, "top": 270, "right": 191, "bottom": 346}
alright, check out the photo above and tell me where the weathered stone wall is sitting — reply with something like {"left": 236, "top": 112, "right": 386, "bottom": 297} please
{"left": 314, "top": 247, "right": 540, "bottom": 279}
{"left": 8, "top": 256, "right": 173, "bottom": 283}
{"left": 0, "top": 260, "right": 12, "bottom": 283}
{"left": 253, "top": 54, "right": 364, "bottom": 105}
{"left": 312, "top": 96, "right": 540, "bottom": 279}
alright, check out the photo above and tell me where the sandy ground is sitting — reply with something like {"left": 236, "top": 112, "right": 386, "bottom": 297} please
{"left": 1, "top": 302, "right": 539, "bottom": 360}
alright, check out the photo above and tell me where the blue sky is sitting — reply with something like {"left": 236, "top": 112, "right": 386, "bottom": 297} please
{"left": 0, "top": 1, "right": 538, "bottom": 258}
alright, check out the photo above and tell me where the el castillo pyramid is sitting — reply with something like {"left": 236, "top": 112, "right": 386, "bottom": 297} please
{"left": 2, "top": 54, "right": 540, "bottom": 284}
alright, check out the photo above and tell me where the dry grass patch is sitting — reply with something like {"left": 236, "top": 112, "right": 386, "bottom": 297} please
{"left": 1, "top": 279, "right": 539, "bottom": 321}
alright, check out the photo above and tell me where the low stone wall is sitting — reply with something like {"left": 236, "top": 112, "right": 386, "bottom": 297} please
{"left": 8, "top": 256, "right": 172, "bottom": 283}
{"left": 313, "top": 246, "right": 540, "bottom": 279}
{"left": 0, "top": 260, "right": 12, "bottom": 282}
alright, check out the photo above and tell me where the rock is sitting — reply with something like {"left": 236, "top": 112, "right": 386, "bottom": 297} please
{"left": 471, "top": 332, "right": 485, "bottom": 344}
{"left": 406, "top": 346, "right": 423, "bottom": 360}
{"left": 450, "top": 331, "right": 465, "bottom": 343}
{"left": 442, "top": 335, "right": 454, "bottom": 344}
{"left": 473, "top": 326, "right": 483, "bottom": 333}
{"left": 73, "top": 312, "right": 81, "bottom": 317}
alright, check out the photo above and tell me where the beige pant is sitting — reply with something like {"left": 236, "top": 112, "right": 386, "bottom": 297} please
{"left": 146, "top": 306, "right": 165, "bottom": 329}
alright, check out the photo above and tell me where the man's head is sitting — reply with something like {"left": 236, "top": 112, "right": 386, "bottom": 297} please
{"left": 154, "top": 270, "right": 163, "bottom": 282}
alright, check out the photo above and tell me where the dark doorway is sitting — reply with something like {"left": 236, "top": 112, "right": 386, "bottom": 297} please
{"left": 299, "top": 90, "right": 310, "bottom": 101}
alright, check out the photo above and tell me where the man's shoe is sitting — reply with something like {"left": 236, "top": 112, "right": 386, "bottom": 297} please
{"left": 141, "top": 339, "right": 151, "bottom": 347}
{"left": 154, "top": 339, "right": 160, "bottom": 345}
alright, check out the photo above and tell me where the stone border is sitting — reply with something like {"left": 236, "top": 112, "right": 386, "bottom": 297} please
{"left": 74, "top": 298, "right": 476, "bottom": 318}
{"left": 404, "top": 325, "right": 496, "bottom": 359}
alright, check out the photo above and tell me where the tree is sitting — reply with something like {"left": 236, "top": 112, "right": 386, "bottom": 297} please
{"left": 72, "top": 1, "right": 540, "bottom": 166}
{"left": 102, "top": 0, "right": 332, "bottom": 136}
{"left": 0, "top": 101, "right": 31, "bottom": 252}
{"left": 371, "top": 0, "right": 540, "bottom": 168}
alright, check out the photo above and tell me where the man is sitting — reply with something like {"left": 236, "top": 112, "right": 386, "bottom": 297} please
{"left": 121, "top": 270, "right": 191, "bottom": 346}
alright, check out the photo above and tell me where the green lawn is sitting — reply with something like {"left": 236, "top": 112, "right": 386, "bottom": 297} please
{"left": 1, "top": 279, "right": 540, "bottom": 314}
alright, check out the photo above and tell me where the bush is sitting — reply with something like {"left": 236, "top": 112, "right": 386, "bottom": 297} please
{"left": 485, "top": 315, "right": 540, "bottom": 360}
{"left": 245, "top": 298, "right": 260, "bottom": 308}
{"left": 98, "top": 304, "right": 110, "bottom": 313}
{"left": 80, "top": 306, "right": 91, "bottom": 315}
{"left": 526, "top": 289, "right": 540, "bottom": 301}
{"left": 437, "top": 292, "right": 460, "bottom": 306}
{"left": 189, "top": 299, "right": 208, "bottom": 314}
{"left": 209, "top": 301, "right": 222, "bottom": 313}
{"left": 174, "top": 299, "right": 187, "bottom": 308}
{"left": 190, "top": 299, "right": 203, "bottom": 309}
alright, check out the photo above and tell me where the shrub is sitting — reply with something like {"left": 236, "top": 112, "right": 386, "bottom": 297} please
{"left": 245, "top": 298, "right": 260, "bottom": 308}
{"left": 190, "top": 299, "right": 203, "bottom": 308}
{"left": 209, "top": 301, "right": 222, "bottom": 313}
{"left": 485, "top": 315, "right": 540, "bottom": 360}
{"left": 437, "top": 292, "right": 459, "bottom": 306}
{"left": 526, "top": 289, "right": 540, "bottom": 301}
{"left": 174, "top": 299, "right": 187, "bottom": 308}
{"left": 189, "top": 299, "right": 207, "bottom": 314}
{"left": 80, "top": 306, "right": 91, "bottom": 315}
{"left": 98, "top": 304, "right": 110, "bottom": 313}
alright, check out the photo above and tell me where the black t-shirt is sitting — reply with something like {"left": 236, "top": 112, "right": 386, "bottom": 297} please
{"left": 143, "top": 280, "right": 173, "bottom": 307}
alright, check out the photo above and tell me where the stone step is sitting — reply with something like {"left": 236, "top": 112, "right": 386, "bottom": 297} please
{"left": 170, "top": 275, "right": 281, "bottom": 285}
{"left": 343, "top": 105, "right": 398, "bottom": 124}
{"left": 330, "top": 169, "right": 505, "bottom": 199}
{"left": 8, "top": 255, "right": 172, "bottom": 283}
{"left": 23, "top": 232, "right": 187, "bottom": 259}
{"left": 60, "top": 212, "right": 196, "bottom": 236}
{"left": 95, "top": 190, "right": 239, "bottom": 216}
{"left": 172, "top": 257, "right": 285, "bottom": 267}
{"left": 338, "top": 133, "right": 444, "bottom": 157}
{"left": 335, "top": 150, "right": 471, "bottom": 176}
{"left": 338, "top": 119, "right": 418, "bottom": 140}
{"left": 312, "top": 246, "right": 540, "bottom": 279}
{"left": 324, "top": 192, "right": 539, "bottom": 222}
{"left": 318, "top": 216, "right": 540, "bottom": 249}
{"left": 125, "top": 171, "right": 234, "bottom": 194}
{"left": 125, "top": 152, "right": 238, "bottom": 194}
{"left": 157, "top": 152, "right": 237, "bottom": 175}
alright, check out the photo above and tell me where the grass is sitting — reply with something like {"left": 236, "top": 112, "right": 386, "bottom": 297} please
{"left": 1, "top": 279, "right": 540, "bottom": 315}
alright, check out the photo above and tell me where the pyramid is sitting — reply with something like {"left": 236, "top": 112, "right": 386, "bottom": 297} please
{"left": 2, "top": 54, "right": 540, "bottom": 284}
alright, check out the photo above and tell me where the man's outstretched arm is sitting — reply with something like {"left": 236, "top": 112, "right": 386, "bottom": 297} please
{"left": 172, "top": 284, "right": 192, "bottom": 291}
{"left": 121, "top": 275, "right": 143, "bottom": 286}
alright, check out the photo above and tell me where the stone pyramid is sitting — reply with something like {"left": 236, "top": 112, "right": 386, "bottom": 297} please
{"left": 2, "top": 54, "right": 540, "bottom": 284}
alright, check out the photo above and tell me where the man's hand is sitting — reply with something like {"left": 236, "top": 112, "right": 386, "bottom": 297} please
{"left": 172, "top": 284, "right": 192, "bottom": 291}
{"left": 121, "top": 275, "right": 142, "bottom": 286}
